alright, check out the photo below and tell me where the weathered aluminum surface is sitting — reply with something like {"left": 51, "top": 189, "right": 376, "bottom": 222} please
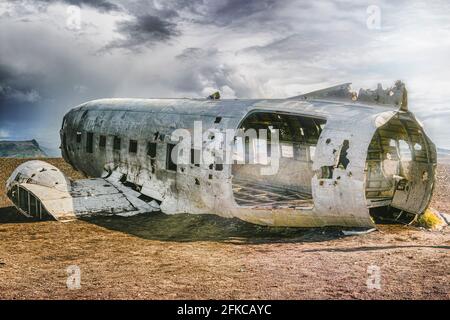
{"left": 6, "top": 161, "right": 159, "bottom": 221}
{"left": 6, "top": 82, "right": 437, "bottom": 227}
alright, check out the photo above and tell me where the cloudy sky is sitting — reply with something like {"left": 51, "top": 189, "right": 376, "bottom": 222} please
{"left": 1, "top": 0, "right": 450, "bottom": 153}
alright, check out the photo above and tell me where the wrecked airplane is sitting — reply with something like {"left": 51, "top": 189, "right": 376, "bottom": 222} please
{"left": 6, "top": 81, "right": 437, "bottom": 227}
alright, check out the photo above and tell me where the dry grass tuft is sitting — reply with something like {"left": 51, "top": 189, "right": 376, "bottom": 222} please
{"left": 416, "top": 208, "right": 446, "bottom": 230}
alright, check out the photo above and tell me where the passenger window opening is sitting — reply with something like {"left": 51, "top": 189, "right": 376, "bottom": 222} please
{"left": 113, "top": 136, "right": 121, "bottom": 151}
{"left": 147, "top": 142, "right": 157, "bottom": 158}
{"left": 86, "top": 132, "right": 94, "bottom": 153}
{"left": 232, "top": 111, "right": 326, "bottom": 208}
{"left": 150, "top": 158, "right": 156, "bottom": 173}
{"left": 99, "top": 135, "right": 106, "bottom": 148}
{"left": 191, "top": 148, "right": 201, "bottom": 167}
{"left": 81, "top": 110, "right": 88, "bottom": 119}
{"left": 166, "top": 143, "right": 177, "bottom": 172}
{"left": 129, "top": 140, "right": 138, "bottom": 153}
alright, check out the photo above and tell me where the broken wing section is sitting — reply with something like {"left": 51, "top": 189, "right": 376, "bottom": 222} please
{"left": 289, "top": 81, "right": 408, "bottom": 111}
{"left": 6, "top": 161, "right": 159, "bottom": 221}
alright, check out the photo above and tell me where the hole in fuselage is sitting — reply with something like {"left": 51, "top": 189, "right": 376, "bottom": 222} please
{"left": 369, "top": 206, "right": 417, "bottom": 225}
{"left": 231, "top": 111, "right": 326, "bottom": 208}
{"left": 365, "top": 114, "right": 435, "bottom": 222}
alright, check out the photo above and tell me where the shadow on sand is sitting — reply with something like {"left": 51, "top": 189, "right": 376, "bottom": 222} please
{"left": 81, "top": 212, "right": 355, "bottom": 244}
{"left": 0, "top": 206, "right": 36, "bottom": 223}
{"left": 0, "top": 206, "right": 370, "bottom": 244}
{"left": 302, "top": 244, "right": 450, "bottom": 252}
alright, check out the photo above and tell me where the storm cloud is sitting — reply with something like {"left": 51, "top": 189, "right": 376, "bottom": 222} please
{"left": 36, "top": 0, "right": 120, "bottom": 12}
{"left": 106, "top": 14, "right": 180, "bottom": 50}
{"left": 1, "top": 0, "right": 450, "bottom": 151}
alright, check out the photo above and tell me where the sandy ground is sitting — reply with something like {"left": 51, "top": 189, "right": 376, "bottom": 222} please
{"left": 0, "top": 158, "right": 448, "bottom": 299}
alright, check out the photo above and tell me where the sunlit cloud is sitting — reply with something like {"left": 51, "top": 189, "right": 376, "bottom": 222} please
{"left": 1, "top": 0, "right": 450, "bottom": 150}
{"left": 0, "top": 129, "right": 9, "bottom": 139}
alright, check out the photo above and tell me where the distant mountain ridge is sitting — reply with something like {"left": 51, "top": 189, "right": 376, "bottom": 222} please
{"left": 437, "top": 147, "right": 450, "bottom": 156}
{"left": 39, "top": 145, "right": 61, "bottom": 157}
{"left": 0, "top": 139, "right": 47, "bottom": 158}
{"left": 437, "top": 147, "right": 450, "bottom": 164}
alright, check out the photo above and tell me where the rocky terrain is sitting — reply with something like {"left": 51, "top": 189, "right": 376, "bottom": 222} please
{"left": 0, "top": 158, "right": 448, "bottom": 299}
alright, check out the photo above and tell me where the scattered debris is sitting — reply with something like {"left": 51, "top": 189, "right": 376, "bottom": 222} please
{"left": 342, "top": 228, "right": 377, "bottom": 236}
{"left": 438, "top": 212, "right": 450, "bottom": 225}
